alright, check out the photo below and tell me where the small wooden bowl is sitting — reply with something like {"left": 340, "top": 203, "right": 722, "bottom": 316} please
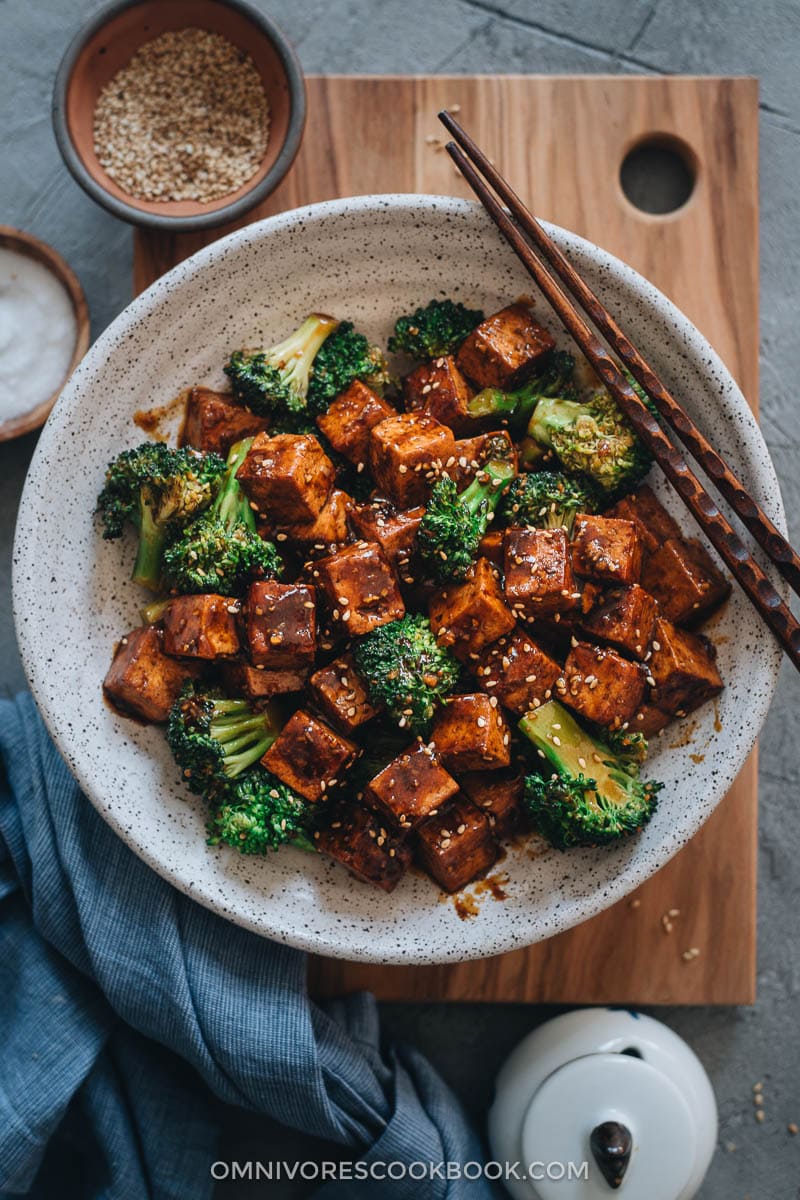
{"left": 52, "top": 0, "right": 306, "bottom": 232}
{"left": 0, "top": 228, "right": 90, "bottom": 442}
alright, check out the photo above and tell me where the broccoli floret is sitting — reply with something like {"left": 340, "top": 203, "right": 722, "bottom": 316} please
{"left": 224, "top": 314, "right": 339, "bottom": 419}
{"left": 417, "top": 459, "right": 516, "bottom": 583}
{"left": 519, "top": 700, "right": 661, "bottom": 848}
{"left": 605, "top": 726, "right": 649, "bottom": 770}
{"left": 97, "top": 442, "right": 225, "bottom": 591}
{"left": 162, "top": 438, "right": 282, "bottom": 596}
{"left": 500, "top": 470, "right": 600, "bottom": 535}
{"left": 206, "top": 767, "right": 313, "bottom": 854}
{"left": 353, "top": 614, "right": 461, "bottom": 735}
{"left": 388, "top": 298, "right": 484, "bottom": 359}
{"left": 467, "top": 350, "right": 576, "bottom": 425}
{"left": 166, "top": 682, "right": 282, "bottom": 796}
{"left": 306, "top": 320, "right": 391, "bottom": 413}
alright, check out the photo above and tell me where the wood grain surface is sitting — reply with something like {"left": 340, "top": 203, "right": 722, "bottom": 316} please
{"left": 135, "top": 75, "right": 760, "bottom": 1005}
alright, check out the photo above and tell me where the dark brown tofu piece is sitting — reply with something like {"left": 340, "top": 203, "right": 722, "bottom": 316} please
{"left": 504, "top": 527, "right": 580, "bottom": 620}
{"left": 104, "top": 624, "right": 200, "bottom": 722}
{"left": 563, "top": 641, "right": 646, "bottom": 728}
{"left": 632, "top": 703, "right": 673, "bottom": 738}
{"left": 641, "top": 538, "right": 731, "bottom": 625}
{"left": 429, "top": 556, "right": 515, "bottom": 660}
{"left": 364, "top": 740, "right": 459, "bottom": 832}
{"left": 477, "top": 528, "right": 504, "bottom": 567}
{"left": 180, "top": 387, "right": 269, "bottom": 456}
{"left": 236, "top": 432, "right": 335, "bottom": 524}
{"left": 309, "top": 652, "right": 381, "bottom": 734}
{"left": 222, "top": 658, "right": 308, "bottom": 702}
{"left": 579, "top": 584, "right": 659, "bottom": 660}
{"left": 402, "top": 355, "right": 476, "bottom": 434}
{"left": 431, "top": 693, "right": 511, "bottom": 772}
{"left": 276, "top": 489, "right": 351, "bottom": 550}
{"left": 604, "top": 485, "right": 682, "bottom": 556}
{"left": 456, "top": 304, "right": 555, "bottom": 390}
{"left": 415, "top": 797, "right": 498, "bottom": 892}
{"left": 316, "top": 380, "right": 396, "bottom": 466}
{"left": 648, "top": 617, "right": 723, "bottom": 716}
{"left": 349, "top": 500, "right": 425, "bottom": 566}
{"left": 315, "top": 803, "right": 412, "bottom": 892}
{"left": 448, "top": 431, "right": 518, "bottom": 489}
{"left": 475, "top": 627, "right": 564, "bottom": 715}
{"left": 369, "top": 412, "right": 456, "bottom": 507}
{"left": 162, "top": 594, "right": 240, "bottom": 659}
{"left": 245, "top": 581, "right": 316, "bottom": 669}
{"left": 262, "top": 709, "right": 358, "bottom": 802}
{"left": 313, "top": 541, "right": 405, "bottom": 636}
{"left": 459, "top": 770, "right": 524, "bottom": 840}
{"left": 571, "top": 514, "right": 643, "bottom": 585}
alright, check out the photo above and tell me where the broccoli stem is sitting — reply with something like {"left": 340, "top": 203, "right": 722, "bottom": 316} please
{"left": 527, "top": 395, "right": 584, "bottom": 447}
{"left": 460, "top": 459, "right": 516, "bottom": 518}
{"left": 209, "top": 699, "right": 279, "bottom": 778}
{"left": 214, "top": 438, "right": 256, "bottom": 531}
{"left": 132, "top": 500, "right": 167, "bottom": 591}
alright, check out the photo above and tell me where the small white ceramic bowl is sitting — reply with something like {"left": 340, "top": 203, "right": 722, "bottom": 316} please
{"left": 12, "top": 196, "right": 785, "bottom": 963}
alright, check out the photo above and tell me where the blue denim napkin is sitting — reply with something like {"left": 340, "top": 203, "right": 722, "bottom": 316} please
{"left": 0, "top": 694, "right": 491, "bottom": 1199}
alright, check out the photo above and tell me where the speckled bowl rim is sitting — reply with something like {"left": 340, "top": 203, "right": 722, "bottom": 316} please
{"left": 13, "top": 195, "right": 786, "bottom": 962}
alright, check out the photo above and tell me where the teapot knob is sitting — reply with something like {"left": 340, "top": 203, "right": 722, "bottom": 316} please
{"left": 590, "top": 1121, "right": 633, "bottom": 1189}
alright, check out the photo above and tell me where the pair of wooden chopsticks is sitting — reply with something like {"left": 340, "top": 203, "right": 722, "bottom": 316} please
{"left": 439, "top": 110, "right": 800, "bottom": 675}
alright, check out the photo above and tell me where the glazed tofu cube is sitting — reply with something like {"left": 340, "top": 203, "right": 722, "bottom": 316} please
{"left": 180, "top": 387, "right": 269, "bottom": 456}
{"left": 162, "top": 594, "right": 240, "bottom": 659}
{"left": 103, "top": 624, "right": 200, "bottom": 722}
{"left": 349, "top": 500, "right": 425, "bottom": 565}
{"left": 477, "top": 528, "right": 504, "bottom": 567}
{"left": 579, "top": 584, "right": 658, "bottom": 660}
{"left": 504, "top": 527, "right": 580, "bottom": 620}
{"left": 316, "top": 379, "right": 396, "bottom": 466}
{"left": 648, "top": 617, "right": 723, "bottom": 716}
{"left": 431, "top": 694, "right": 511, "bottom": 772}
{"left": 563, "top": 642, "right": 646, "bottom": 728}
{"left": 459, "top": 770, "right": 524, "bottom": 840}
{"left": 605, "top": 484, "right": 682, "bottom": 556}
{"left": 415, "top": 797, "right": 498, "bottom": 892}
{"left": 571, "top": 514, "right": 643, "bottom": 585}
{"left": 262, "top": 709, "right": 358, "bottom": 802}
{"left": 402, "top": 355, "right": 475, "bottom": 434}
{"left": 314, "top": 541, "right": 405, "bottom": 636}
{"left": 448, "top": 431, "right": 518, "bottom": 489}
{"left": 276, "top": 489, "right": 351, "bottom": 550}
{"left": 632, "top": 703, "right": 673, "bottom": 738}
{"left": 309, "top": 652, "right": 381, "bottom": 733}
{"left": 245, "top": 581, "right": 316, "bottom": 669}
{"left": 475, "top": 627, "right": 564, "bottom": 715}
{"left": 429, "top": 556, "right": 515, "bottom": 660}
{"left": 364, "top": 740, "right": 459, "bottom": 832}
{"left": 369, "top": 412, "right": 456, "bottom": 507}
{"left": 315, "top": 803, "right": 412, "bottom": 892}
{"left": 222, "top": 658, "right": 308, "bottom": 702}
{"left": 236, "top": 432, "right": 335, "bottom": 524}
{"left": 642, "top": 538, "right": 731, "bottom": 625}
{"left": 456, "top": 304, "right": 555, "bottom": 390}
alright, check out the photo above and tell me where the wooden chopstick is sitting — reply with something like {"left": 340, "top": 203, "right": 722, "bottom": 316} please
{"left": 439, "top": 109, "right": 800, "bottom": 600}
{"left": 439, "top": 127, "right": 800, "bottom": 674}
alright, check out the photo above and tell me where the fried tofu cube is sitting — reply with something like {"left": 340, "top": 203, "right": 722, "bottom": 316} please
{"left": 236, "top": 433, "right": 335, "bottom": 524}
{"left": 475, "top": 627, "right": 564, "bottom": 715}
{"left": 429, "top": 556, "right": 515, "bottom": 660}
{"left": 309, "top": 652, "right": 381, "bottom": 733}
{"left": 415, "top": 797, "right": 498, "bottom": 892}
{"left": 604, "top": 484, "right": 682, "bottom": 556}
{"left": 104, "top": 624, "right": 201, "bottom": 722}
{"left": 245, "top": 581, "right": 316, "bottom": 669}
{"left": 262, "top": 709, "right": 358, "bottom": 802}
{"left": 458, "top": 770, "right": 524, "bottom": 840}
{"left": 648, "top": 617, "right": 723, "bottom": 716}
{"left": 369, "top": 412, "right": 457, "bottom": 507}
{"left": 402, "top": 355, "right": 475, "bottom": 433}
{"left": 432, "top": 693, "right": 511, "bottom": 772}
{"left": 349, "top": 501, "right": 425, "bottom": 565}
{"left": 563, "top": 642, "right": 646, "bottom": 727}
{"left": 477, "top": 528, "right": 504, "bottom": 567}
{"left": 222, "top": 658, "right": 308, "bottom": 702}
{"left": 316, "top": 380, "right": 396, "bottom": 466}
{"left": 632, "top": 703, "right": 673, "bottom": 738}
{"left": 571, "top": 514, "right": 643, "bottom": 585}
{"left": 504, "top": 527, "right": 580, "bottom": 620}
{"left": 276, "top": 489, "right": 351, "bottom": 550}
{"left": 642, "top": 538, "right": 731, "bottom": 625}
{"left": 313, "top": 541, "right": 405, "bottom": 636}
{"left": 162, "top": 594, "right": 240, "bottom": 659}
{"left": 579, "top": 584, "right": 658, "bottom": 660}
{"left": 364, "top": 740, "right": 459, "bottom": 832}
{"left": 448, "top": 431, "right": 518, "bottom": 489}
{"left": 456, "top": 304, "right": 555, "bottom": 390}
{"left": 315, "top": 803, "right": 412, "bottom": 892}
{"left": 180, "top": 387, "right": 269, "bottom": 456}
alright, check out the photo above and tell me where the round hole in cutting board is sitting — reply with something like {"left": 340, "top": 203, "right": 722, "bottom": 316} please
{"left": 620, "top": 135, "right": 696, "bottom": 215}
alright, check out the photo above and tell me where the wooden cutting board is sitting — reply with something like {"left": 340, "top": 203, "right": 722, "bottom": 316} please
{"left": 135, "top": 75, "right": 759, "bottom": 1005}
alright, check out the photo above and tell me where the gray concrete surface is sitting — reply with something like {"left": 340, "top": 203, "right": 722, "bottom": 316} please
{"left": 1, "top": 0, "right": 799, "bottom": 1196}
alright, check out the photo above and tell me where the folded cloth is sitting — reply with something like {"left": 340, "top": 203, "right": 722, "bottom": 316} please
{"left": 0, "top": 695, "right": 491, "bottom": 1199}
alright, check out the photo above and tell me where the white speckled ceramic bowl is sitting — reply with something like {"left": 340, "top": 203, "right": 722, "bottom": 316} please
{"left": 13, "top": 196, "right": 785, "bottom": 963}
